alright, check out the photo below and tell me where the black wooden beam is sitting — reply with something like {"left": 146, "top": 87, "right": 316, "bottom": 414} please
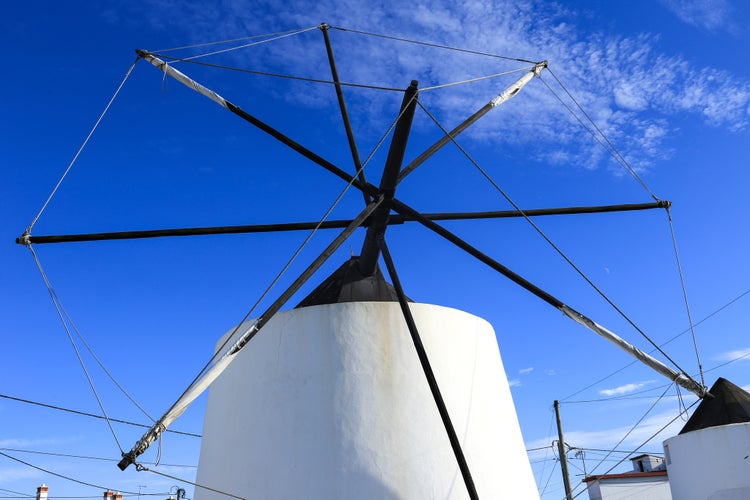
{"left": 379, "top": 238, "right": 479, "bottom": 500}
{"left": 320, "top": 24, "right": 370, "bottom": 205}
{"left": 358, "top": 81, "right": 419, "bottom": 276}
{"left": 17, "top": 201, "right": 668, "bottom": 245}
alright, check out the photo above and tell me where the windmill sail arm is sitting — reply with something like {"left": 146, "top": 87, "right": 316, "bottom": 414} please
{"left": 136, "top": 50, "right": 228, "bottom": 108}
{"left": 397, "top": 60, "right": 547, "bottom": 183}
{"left": 117, "top": 195, "right": 384, "bottom": 471}
{"left": 560, "top": 305, "right": 708, "bottom": 398}
{"left": 136, "top": 50, "right": 379, "bottom": 199}
{"left": 390, "top": 198, "right": 707, "bottom": 399}
{"left": 125, "top": 304, "right": 278, "bottom": 468}
{"left": 117, "top": 321, "right": 258, "bottom": 470}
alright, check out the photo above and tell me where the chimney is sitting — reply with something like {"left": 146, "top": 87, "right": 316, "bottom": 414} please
{"left": 114, "top": 494, "right": 123, "bottom": 500}
{"left": 36, "top": 485, "right": 49, "bottom": 500}
{"left": 104, "top": 491, "right": 115, "bottom": 500}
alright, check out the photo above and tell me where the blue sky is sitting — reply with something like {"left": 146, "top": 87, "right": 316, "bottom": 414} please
{"left": 2, "top": 1, "right": 749, "bottom": 499}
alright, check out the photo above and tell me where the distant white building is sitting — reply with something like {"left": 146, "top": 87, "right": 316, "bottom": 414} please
{"left": 663, "top": 377, "right": 750, "bottom": 500}
{"left": 583, "top": 454, "right": 671, "bottom": 500}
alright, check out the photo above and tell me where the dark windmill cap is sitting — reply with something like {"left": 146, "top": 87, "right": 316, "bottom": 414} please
{"left": 679, "top": 377, "right": 750, "bottom": 434}
{"left": 295, "top": 256, "right": 408, "bottom": 308}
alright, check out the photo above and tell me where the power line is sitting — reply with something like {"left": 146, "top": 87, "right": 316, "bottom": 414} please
{"left": 0, "top": 451, "right": 138, "bottom": 495}
{"left": 0, "top": 448, "right": 196, "bottom": 469}
{"left": 0, "top": 393, "right": 200, "bottom": 438}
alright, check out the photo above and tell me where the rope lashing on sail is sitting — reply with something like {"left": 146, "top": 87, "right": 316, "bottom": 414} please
{"left": 559, "top": 306, "right": 706, "bottom": 397}
{"left": 397, "top": 60, "right": 547, "bottom": 183}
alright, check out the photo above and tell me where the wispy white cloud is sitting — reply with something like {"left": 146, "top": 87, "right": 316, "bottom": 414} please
{"left": 0, "top": 466, "right": 41, "bottom": 483}
{"left": 713, "top": 347, "right": 750, "bottom": 363}
{"left": 509, "top": 378, "right": 522, "bottom": 387}
{"left": 123, "top": 0, "right": 750, "bottom": 170}
{"left": 599, "top": 380, "right": 654, "bottom": 397}
{"left": 659, "top": 0, "right": 735, "bottom": 32}
{"left": 526, "top": 409, "right": 686, "bottom": 462}
{"left": 520, "top": 367, "right": 535, "bottom": 375}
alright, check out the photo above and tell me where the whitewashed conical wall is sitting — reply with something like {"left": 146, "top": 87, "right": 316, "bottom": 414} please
{"left": 195, "top": 302, "right": 538, "bottom": 499}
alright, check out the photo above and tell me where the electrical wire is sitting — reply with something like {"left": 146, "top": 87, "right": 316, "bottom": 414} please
{"left": 138, "top": 466, "right": 244, "bottom": 500}
{"left": 584, "top": 383, "right": 674, "bottom": 478}
{"left": 0, "top": 393, "right": 199, "bottom": 437}
{"left": 0, "top": 448, "right": 194, "bottom": 468}
{"left": 569, "top": 398, "right": 700, "bottom": 500}
{"left": 0, "top": 451, "right": 138, "bottom": 494}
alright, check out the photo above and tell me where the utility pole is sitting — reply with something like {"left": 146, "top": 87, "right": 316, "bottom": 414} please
{"left": 554, "top": 400, "right": 574, "bottom": 500}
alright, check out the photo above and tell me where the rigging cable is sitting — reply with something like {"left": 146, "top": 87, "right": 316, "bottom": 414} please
{"left": 541, "top": 67, "right": 660, "bottom": 202}
{"left": 535, "top": 410, "right": 557, "bottom": 492}
{"left": 559, "top": 286, "right": 750, "bottom": 402}
{"left": 569, "top": 397, "right": 700, "bottom": 500}
{"left": 161, "top": 25, "right": 319, "bottom": 61}
{"left": 665, "top": 205, "right": 705, "bottom": 386}
{"left": 538, "top": 70, "right": 705, "bottom": 383}
{"left": 328, "top": 25, "right": 539, "bottom": 64}
{"left": 539, "top": 458, "right": 559, "bottom": 497}
{"left": 147, "top": 89, "right": 419, "bottom": 444}
{"left": 155, "top": 27, "right": 320, "bottom": 53}
{"left": 21, "top": 281, "right": 155, "bottom": 422}
{"left": 415, "top": 98, "right": 693, "bottom": 377}
{"left": 22, "top": 58, "right": 139, "bottom": 237}
{"left": 584, "top": 382, "right": 673, "bottom": 478}
{"left": 26, "top": 244, "right": 124, "bottom": 454}
{"left": 20, "top": 245, "right": 157, "bottom": 425}
{"left": 149, "top": 53, "right": 404, "bottom": 92}
{"left": 419, "top": 66, "right": 534, "bottom": 92}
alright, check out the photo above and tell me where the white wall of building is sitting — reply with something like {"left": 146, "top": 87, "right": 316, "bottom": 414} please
{"left": 664, "top": 422, "right": 750, "bottom": 500}
{"left": 195, "top": 302, "right": 538, "bottom": 500}
{"left": 586, "top": 476, "right": 671, "bottom": 500}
